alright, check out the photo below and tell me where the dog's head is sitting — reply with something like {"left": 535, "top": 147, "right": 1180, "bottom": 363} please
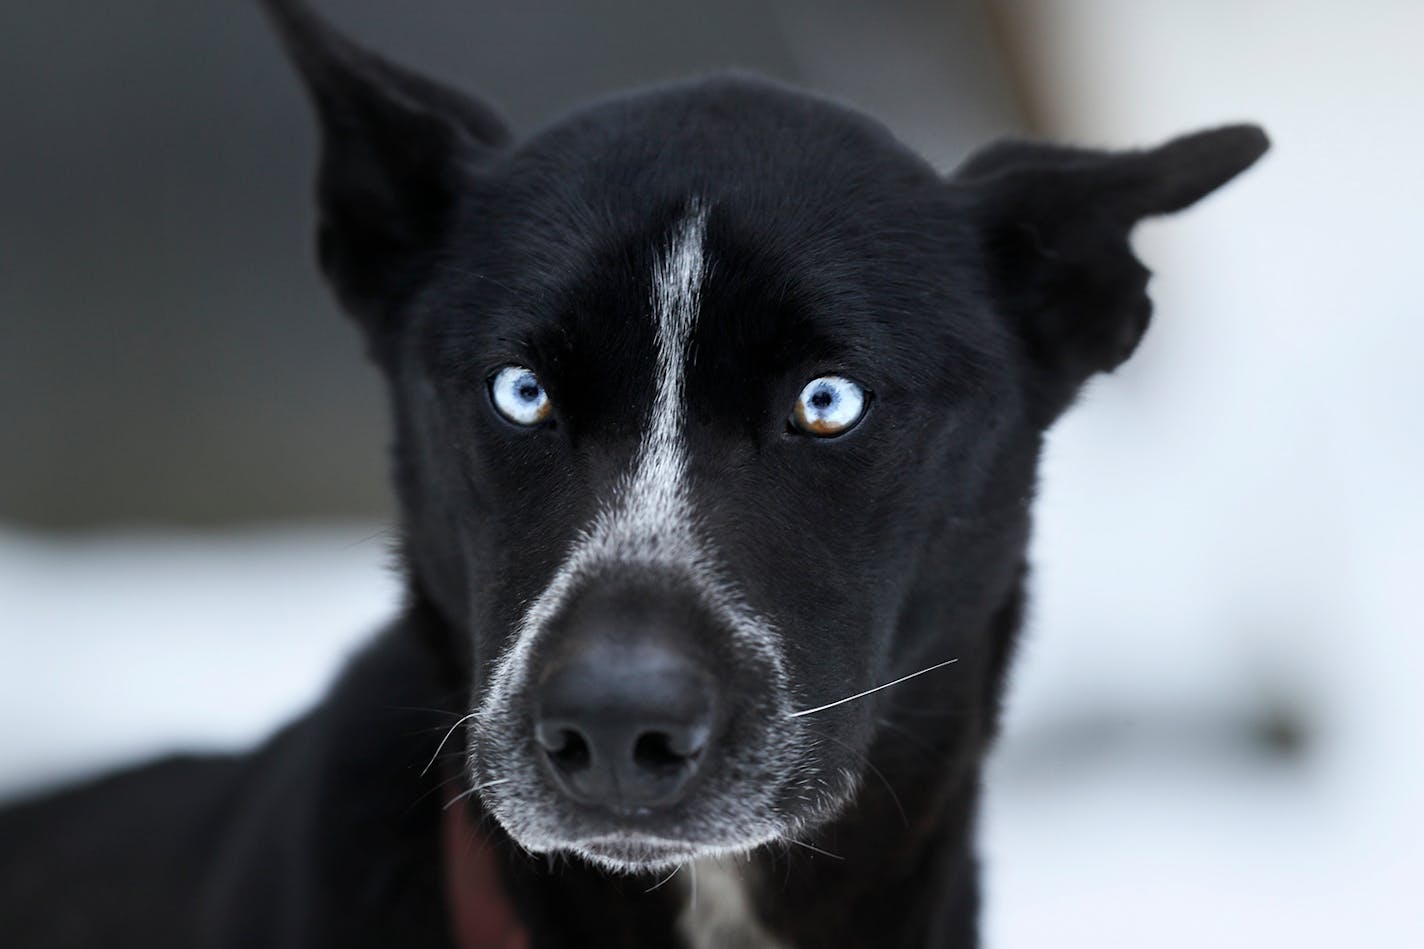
{"left": 266, "top": 1, "right": 1265, "bottom": 873}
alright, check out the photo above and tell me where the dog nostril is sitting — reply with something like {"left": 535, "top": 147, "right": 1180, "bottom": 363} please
{"left": 542, "top": 727, "right": 592, "bottom": 773}
{"left": 632, "top": 730, "right": 695, "bottom": 772}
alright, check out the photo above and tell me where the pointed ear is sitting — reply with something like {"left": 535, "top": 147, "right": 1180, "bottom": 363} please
{"left": 261, "top": 0, "right": 510, "bottom": 334}
{"left": 957, "top": 125, "right": 1268, "bottom": 423}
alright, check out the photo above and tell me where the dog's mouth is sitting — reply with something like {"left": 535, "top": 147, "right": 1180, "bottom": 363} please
{"left": 575, "top": 832, "right": 709, "bottom": 869}
{"left": 559, "top": 826, "right": 789, "bottom": 874}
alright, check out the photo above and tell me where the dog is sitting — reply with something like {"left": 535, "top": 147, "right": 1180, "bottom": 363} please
{"left": 0, "top": 1, "right": 1267, "bottom": 946}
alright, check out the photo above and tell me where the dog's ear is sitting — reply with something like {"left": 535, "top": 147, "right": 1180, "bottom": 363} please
{"left": 957, "top": 125, "right": 1268, "bottom": 423}
{"left": 261, "top": 0, "right": 510, "bottom": 334}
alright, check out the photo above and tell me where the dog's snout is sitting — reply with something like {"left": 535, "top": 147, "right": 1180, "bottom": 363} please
{"left": 535, "top": 639, "right": 715, "bottom": 809}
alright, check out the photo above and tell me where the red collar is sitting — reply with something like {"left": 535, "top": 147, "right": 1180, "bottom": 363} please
{"left": 442, "top": 785, "right": 529, "bottom": 949}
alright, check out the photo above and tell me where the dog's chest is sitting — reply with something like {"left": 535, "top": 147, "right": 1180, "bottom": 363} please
{"left": 677, "top": 858, "right": 787, "bottom": 949}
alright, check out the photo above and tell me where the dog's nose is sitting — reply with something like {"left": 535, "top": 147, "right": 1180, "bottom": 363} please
{"left": 534, "top": 639, "right": 715, "bottom": 809}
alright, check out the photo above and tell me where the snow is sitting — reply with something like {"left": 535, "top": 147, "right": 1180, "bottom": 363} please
{"left": 978, "top": 2, "right": 1424, "bottom": 943}
{"left": 0, "top": 524, "right": 401, "bottom": 797}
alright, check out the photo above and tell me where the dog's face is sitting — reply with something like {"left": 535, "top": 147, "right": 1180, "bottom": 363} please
{"left": 266, "top": 1, "right": 1265, "bottom": 873}
{"left": 400, "top": 93, "right": 1030, "bottom": 870}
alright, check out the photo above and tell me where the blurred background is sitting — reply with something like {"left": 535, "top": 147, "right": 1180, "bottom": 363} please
{"left": 1, "top": 1, "right": 1419, "bottom": 945}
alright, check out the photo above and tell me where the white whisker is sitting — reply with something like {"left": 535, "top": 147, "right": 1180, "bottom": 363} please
{"left": 644, "top": 863, "right": 684, "bottom": 894}
{"left": 782, "top": 837, "right": 844, "bottom": 860}
{"left": 787, "top": 658, "right": 959, "bottom": 718}
{"left": 441, "top": 778, "right": 511, "bottom": 811}
{"left": 420, "top": 711, "right": 479, "bottom": 776}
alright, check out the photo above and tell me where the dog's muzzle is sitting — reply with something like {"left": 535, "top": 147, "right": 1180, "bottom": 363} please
{"left": 472, "top": 565, "right": 801, "bottom": 870}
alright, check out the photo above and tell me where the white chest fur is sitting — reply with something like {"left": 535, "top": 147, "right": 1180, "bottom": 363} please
{"left": 678, "top": 858, "right": 788, "bottom": 949}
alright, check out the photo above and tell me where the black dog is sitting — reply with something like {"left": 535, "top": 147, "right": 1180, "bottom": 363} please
{"left": 0, "top": 2, "right": 1267, "bottom": 946}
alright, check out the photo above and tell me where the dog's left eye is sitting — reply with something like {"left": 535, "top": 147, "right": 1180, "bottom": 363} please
{"left": 791, "top": 376, "right": 868, "bottom": 437}
{"left": 489, "top": 365, "right": 553, "bottom": 426}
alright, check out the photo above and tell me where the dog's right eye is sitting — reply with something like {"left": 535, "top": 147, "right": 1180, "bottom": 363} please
{"left": 489, "top": 365, "right": 552, "bottom": 426}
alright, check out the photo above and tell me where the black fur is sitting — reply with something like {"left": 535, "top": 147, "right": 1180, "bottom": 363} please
{"left": 0, "top": 2, "right": 1267, "bottom": 946}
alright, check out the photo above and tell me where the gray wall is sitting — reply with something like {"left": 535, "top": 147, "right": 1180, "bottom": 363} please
{"left": 0, "top": 0, "right": 1017, "bottom": 526}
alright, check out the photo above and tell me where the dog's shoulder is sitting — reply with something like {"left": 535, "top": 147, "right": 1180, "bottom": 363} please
{"left": 0, "top": 753, "right": 240, "bottom": 946}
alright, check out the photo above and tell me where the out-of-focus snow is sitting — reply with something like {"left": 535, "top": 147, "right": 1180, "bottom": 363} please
{"left": 980, "top": 2, "right": 1424, "bottom": 945}
{"left": 0, "top": 524, "right": 401, "bottom": 797}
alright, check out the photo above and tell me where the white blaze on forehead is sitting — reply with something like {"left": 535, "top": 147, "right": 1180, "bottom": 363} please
{"left": 621, "top": 202, "right": 707, "bottom": 546}
{"left": 479, "top": 204, "right": 777, "bottom": 719}
{"left": 530, "top": 202, "right": 708, "bottom": 581}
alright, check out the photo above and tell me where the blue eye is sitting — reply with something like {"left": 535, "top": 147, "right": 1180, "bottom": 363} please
{"left": 489, "top": 365, "right": 552, "bottom": 426}
{"left": 791, "top": 376, "right": 868, "bottom": 437}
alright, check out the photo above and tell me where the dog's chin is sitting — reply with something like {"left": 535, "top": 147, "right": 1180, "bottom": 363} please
{"left": 557, "top": 831, "right": 780, "bottom": 876}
